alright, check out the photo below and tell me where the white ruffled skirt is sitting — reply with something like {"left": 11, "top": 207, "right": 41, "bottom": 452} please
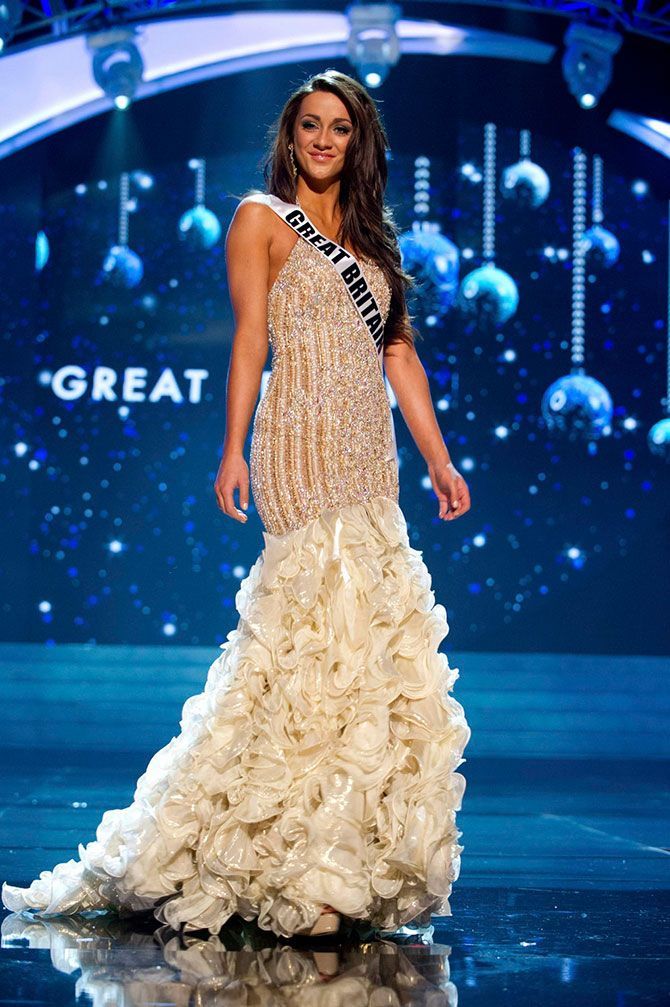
{"left": 1, "top": 496, "right": 471, "bottom": 938}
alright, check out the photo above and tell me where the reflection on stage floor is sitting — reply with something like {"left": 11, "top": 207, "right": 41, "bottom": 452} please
{"left": 1, "top": 887, "right": 669, "bottom": 1006}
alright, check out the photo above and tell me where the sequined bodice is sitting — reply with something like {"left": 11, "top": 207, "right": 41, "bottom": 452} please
{"left": 250, "top": 233, "right": 399, "bottom": 537}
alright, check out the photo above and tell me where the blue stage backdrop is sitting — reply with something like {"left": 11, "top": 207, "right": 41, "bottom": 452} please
{"left": 1, "top": 122, "right": 668, "bottom": 652}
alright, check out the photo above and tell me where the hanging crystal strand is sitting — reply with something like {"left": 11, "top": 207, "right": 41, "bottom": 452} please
{"left": 179, "top": 158, "right": 222, "bottom": 250}
{"left": 539, "top": 148, "right": 612, "bottom": 443}
{"left": 592, "top": 155, "right": 604, "bottom": 225}
{"left": 457, "top": 122, "right": 518, "bottom": 325}
{"left": 194, "top": 159, "right": 206, "bottom": 207}
{"left": 412, "top": 156, "right": 442, "bottom": 270}
{"left": 571, "top": 148, "right": 588, "bottom": 374}
{"left": 582, "top": 153, "right": 619, "bottom": 269}
{"left": 409, "top": 152, "right": 458, "bottom": 405}
{"left": 482, "top": 122, "right": 496, "bottom": 266}
{"left": 414, "top": 155, "right": 431, "bottom": 219}
{"left": 100, "top": 170, "right": 143, "bottom": 287}
{"left": 411, "top": 156, "right": 439, "bottom": 242}
{"left": 519, "top": 128, "right": 531, "bottom": 160}
{"left": 118, "top": 172, "right": 129, "bottom": 248}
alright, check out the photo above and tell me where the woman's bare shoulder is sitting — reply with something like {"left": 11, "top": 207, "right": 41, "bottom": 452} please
{"left": 229, "top": 192, "right": 277, "bottom": 235}
{"left": 227, "top": 193, "right": 277, "bottom": 252}
{"left": 238, "top": 189, "right": 270, "bottom": 206}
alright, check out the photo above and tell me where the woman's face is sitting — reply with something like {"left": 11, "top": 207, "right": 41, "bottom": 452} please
{"left": 292, "top": 90, "right": 353, "bottom": 180}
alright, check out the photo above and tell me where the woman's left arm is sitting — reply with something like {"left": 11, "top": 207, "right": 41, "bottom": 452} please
{"left": 384, "top": 337, "right": 472, "bottom": 521}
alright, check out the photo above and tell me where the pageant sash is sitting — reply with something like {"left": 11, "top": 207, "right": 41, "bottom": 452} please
{"left": 248, "top": 193, "right": 386, "bottom": 363}
{"left": 246, "top": 192, "right": 397, "bottom": 463}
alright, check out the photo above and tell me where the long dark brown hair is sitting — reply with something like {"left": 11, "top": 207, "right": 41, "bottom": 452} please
{"left": 246, "top": 68, "right": 418, "bottom": 349}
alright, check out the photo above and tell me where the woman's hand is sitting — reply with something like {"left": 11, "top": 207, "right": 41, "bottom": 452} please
{"left": 428, "top": 458, "right": 471, "bottom": 521}
{"left": 214, "top": 450, "right": 249, "bottom": 523}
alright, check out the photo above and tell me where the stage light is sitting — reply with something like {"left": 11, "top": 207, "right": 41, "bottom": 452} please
{"left": 346, "top": 2, "right": 401, "bottom": 88}
{"left": 88, "top": 29, "right": 144, "bottom": 110}
{"left": 0, "top": 0, "right": 22, "bottom": 52}
{"left": 608, "top": 112, "right": 670, "bottom": 159}
{"left": 561, "top": 23, "right": 622, "bottom": 109}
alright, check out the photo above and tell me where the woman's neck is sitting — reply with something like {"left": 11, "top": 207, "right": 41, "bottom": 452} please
{"left": 295, "top": 182, "right": 342, "bottom": 230}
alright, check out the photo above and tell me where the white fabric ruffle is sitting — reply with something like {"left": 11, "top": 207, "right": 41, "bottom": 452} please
{"left": 1, "top": 495, "right": 470, "bottom": 938}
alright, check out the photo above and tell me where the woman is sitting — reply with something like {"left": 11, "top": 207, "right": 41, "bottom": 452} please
{"left": 2, "top": 69, "right": 471, "bottom": 940}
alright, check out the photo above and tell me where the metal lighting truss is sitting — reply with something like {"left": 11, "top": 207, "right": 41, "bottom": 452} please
{"left": 4, "top": 0, "right": 670, "bottom": 55}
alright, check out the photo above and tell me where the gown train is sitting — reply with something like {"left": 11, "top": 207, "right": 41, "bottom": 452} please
{"left": 2, "top": 496, "right": 470, "bottom": 938}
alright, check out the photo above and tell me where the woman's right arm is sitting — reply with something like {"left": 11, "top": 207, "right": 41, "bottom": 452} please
{"left": 214, "top": 200, "right": 271, "bottom": 523}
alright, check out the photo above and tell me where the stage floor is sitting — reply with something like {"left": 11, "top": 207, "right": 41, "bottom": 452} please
{"left": 0, "top": 644, "right": 668, "bottom": 1003}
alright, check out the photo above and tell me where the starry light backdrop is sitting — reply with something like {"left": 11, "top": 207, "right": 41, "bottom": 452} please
{"left": 1, "top": 123, "right": 668, "bottom": 652}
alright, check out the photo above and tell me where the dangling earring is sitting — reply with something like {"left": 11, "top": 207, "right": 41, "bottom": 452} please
{"left": 288, "top": 142, "right": 298, "bottom": 179}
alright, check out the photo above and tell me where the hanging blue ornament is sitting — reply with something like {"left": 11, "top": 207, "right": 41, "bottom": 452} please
{"left": 457, "top": 263, "right": 519, "bottom": 325}
{"left": 398, "top": 228, "right": 459, "bottom": 323}
{"left": 102, "top": 173, "right": 143, "bottom": 289}
{"left": 582, "top": 224, "right": 620, "bottom": 268}
{"left": 459, "top": 125, "right": 518, "bottom": 326}
{"left": 648, "top": 417, "right": 670, "bottom": 459}
{"left": 35, "top": 230, "right": 50, "bottom": 272}
{"left": 541, "top": 373, "right": 613, "bottom": 440}
{"left": 500, "top": 159, "right": 550, "bottom": 208}
{"left": 178, "top": 205, "right": 222, "bottom": 250}
{"left": 102, "top": 244, "right": 144, "bottom": 289}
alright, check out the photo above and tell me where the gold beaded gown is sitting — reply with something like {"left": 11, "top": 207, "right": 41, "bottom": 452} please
{"left": 1, "top": 195, "right": 471, "bottom": 939}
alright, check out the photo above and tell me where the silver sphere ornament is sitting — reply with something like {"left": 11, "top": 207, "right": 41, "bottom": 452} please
{"left": 35, "top": 230, "right": 50, "bottom": 272}
{"left": 102, "top": 244, "right": 144, "bottom": 289}
{"left": 541, "top": 373, "right": 613, "bottom": 440}
{"left": 398, "top": 229, "right": 460, "bottom": 322}
{"left": 500, "top": 159, "right": 550, "bottom": 208}
{"left": 647, "top": 417, "right": 670, "bottom": 459}
{"left": 178, "top": 206, "right": 222, "bottom": 250}
{"left": 457, "top": 263, "right": 519, "bottom": 325}
{"left": 582, "top": 224, "right": 620, "bottom": 269}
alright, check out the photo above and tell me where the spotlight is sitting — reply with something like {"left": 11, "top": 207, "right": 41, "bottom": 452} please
{"left": 88, "top": 29, "right": 144, "bottom": 110}
{"left": 346, "top": 2, "right": 401, "bottom": 88}
{"left": 608, "top": 111, "right": 670, "bottom": 159}
{"left": 561, "top": 23, "right": 622, "bottom": 109}
{"left": 0, "top": 0, "right": 22, "bottom": 53}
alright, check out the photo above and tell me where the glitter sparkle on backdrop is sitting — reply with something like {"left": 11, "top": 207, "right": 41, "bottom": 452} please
{"left": 0, "top": 125, "right": 668, "bottom": 651}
